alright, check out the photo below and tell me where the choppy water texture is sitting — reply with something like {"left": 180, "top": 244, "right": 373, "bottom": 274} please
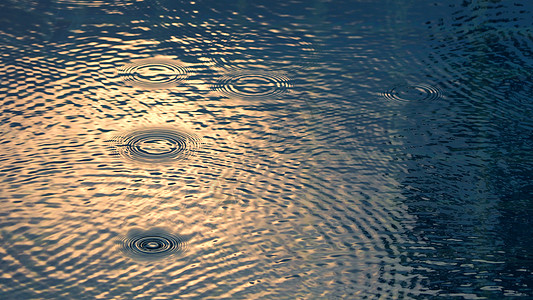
{"left": 1, "top": 0, "right": 533, "bottom": 299}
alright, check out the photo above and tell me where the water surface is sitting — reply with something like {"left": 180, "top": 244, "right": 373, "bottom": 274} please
{"left": 0, "top": 0, "right": 532, "bottom": 298}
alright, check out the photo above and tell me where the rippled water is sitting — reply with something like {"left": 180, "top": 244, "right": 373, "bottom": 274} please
{"left": 212, "top": 72, "right": 292, "bottom": 100}
{"left": 1, "top": 0, "right": 532, "bottom": 299}
{"left": 107, "top": 126, "right": 202, "bottom": 164}
{"left": 119, "top": 227, "right": 188, "bottom": 261}
{"left": 116, "top": 58, "right": 190, "bottom": 89}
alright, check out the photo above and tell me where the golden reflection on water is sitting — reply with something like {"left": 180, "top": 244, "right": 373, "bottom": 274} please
{"left": 0, "top": 8, "right": 433, "bottom": 297}
{"left": 1, "top": 77, "right": 420, "bottom": 298}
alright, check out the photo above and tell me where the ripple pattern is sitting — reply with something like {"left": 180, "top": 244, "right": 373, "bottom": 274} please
{"left": 119, "top": 228, "right": 186, "bottom": 261}
{"left": 117, "top": 58, "right": 189, "bottom": 89}
{"left": 382, "top": 83, "right": 442, "bottom": 102}
{"left": 212, "top": 72, "right": 291, "bottom": 99}
{"left": 6, "top": 0, "right": 533, "bottom": 298}
{"left": 208, "top": 29, "right": 318, "bottom": 71}
{"left": 107, "top": 127, "right": 201, "bottom": 164}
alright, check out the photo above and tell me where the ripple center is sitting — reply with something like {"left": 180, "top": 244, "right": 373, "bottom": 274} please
{"left": 119, "top": 228, "right": 187, "bottom": 261}
{"left": 117, "top": 58, "right": 189, "bottom": 88}
{"left": 107, "top": 127, "right": 201, "bottom": 164}
{"left": 212, "top": 72, "right": 291, "bottom": 99}
{"left": 382, "top": 84, "right": 442, "bottom": 102}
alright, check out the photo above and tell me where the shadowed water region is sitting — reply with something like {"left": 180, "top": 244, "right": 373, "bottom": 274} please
{"left": 0, "top": 0, "right": 532, "bottom": 299}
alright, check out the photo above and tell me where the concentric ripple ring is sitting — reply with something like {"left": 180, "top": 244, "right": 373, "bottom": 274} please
{"left": 382, "top": 84, "right": 442, "bottom": 102}
{"left": 107, "top": 127, "right": 201, "bottom": 164}
{"left": 119, "top": 228, "right": 186, "bottom": 261}
{"left": 117, "top": 58, "right": 189, "bottom": 88}
{"left": 212, "top": 72, "right": 291, "bottom": 99}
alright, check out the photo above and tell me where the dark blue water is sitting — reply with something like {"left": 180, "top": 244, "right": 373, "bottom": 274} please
{"left": 0, "top": 0, "right": 532, "bottom": 298}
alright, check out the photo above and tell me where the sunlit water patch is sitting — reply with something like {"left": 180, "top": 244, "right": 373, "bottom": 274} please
{"left": 106, "top": 127, "right": 202, "bottom": 164}
{"left": 54, "top": 0, "right": 118, "bottom": 7}
{"left": 116, "top": 58, "right": 190, "bottom": 89}
{"left": 119, "top": 228, "right": 187, "bottom": 261}
{"left": 207, "top": 28, "right": 318, "bottom": 72}
{"left": 52, "top": 0, "right": 159, "bottom": 13}
{"left": 142, "top": 8, "right": 320, "bottom": 72}
{"left": 212, "top": 72, "right": 291, "bottom": 100}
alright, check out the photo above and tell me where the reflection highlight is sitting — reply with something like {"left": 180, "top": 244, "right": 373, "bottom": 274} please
{"left": 209, "top": 29, "right": 318, "bottom": 71}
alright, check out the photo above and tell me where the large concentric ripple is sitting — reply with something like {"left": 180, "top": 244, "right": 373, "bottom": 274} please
{"left": 382, "top": 83, "right": 442, "bottom": 102}
{"left": 119, "top": 228, "right": 186, "bottom": 261}
{"left": 107, "top": 127, "right": 201, "bottom": 164}
{"left": 117, "top": 58, "right": 189, "bottom": 88}
{"left": 212, "top": 72, "right": 291, "bottom": 99}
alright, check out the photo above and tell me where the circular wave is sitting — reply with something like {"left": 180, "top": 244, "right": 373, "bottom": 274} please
{"left": 382, "top": 84, "right": 442, "bottom": 102}
{"left": 119, "top": 228, "right": 186, "bottom": 261}
{"left": 117, "top": 58, "right": 189, "bottom": 88}
{"left": 212, "top": 72, "right": 291, "bottom": 99}
{"left": 107, "top": 127, "right": 201, "bottom": 164}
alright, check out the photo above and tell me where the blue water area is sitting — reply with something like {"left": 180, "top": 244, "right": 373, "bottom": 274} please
{"left": 0, "top": 0, "right": 532, "bottom": 299}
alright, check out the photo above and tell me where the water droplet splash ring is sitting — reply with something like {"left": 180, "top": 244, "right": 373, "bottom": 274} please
{"left": 212, "top": 72, "right": 291, "bottom": 99}
{"left": 119, "top": 228, "right": 186, "bottom": 261}
{"left": 382, "top": 84, "right": 442, "bottom": 102}
{"left": 107, "top": 127, "right": 201, "bottom": 164}
{"left": 117, "top": 58, "right": 189, "bottom": 88}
